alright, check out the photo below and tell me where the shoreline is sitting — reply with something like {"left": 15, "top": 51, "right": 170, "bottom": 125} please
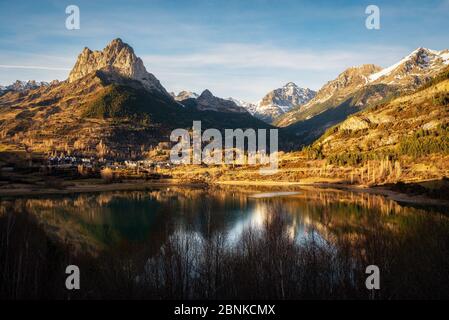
{"left": 0, "top": 177, "right": 448, "bottom": 207}
{"left": 215, "top": 179, "right": 449, "bottom": 207}
{"left": 0, "top": 179, "right": 205, "bottom": 198}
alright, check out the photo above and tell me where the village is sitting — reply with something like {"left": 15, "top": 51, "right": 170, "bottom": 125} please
{"left": 46, "top": 154, "right": 173, "bottom": 173}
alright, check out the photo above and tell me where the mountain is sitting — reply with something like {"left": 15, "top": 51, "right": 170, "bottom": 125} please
{"left": 309, "top": 65, "right": 449, "bottom": 163}
{"left": 368, "top": 48, "right": 449, "bottom": 86}
{"left": 171, "top": 90, "right": 199, "bottom": 101}
{"left": 255, "top": 82, "right": 316, "bottom": 122}
{"left": 0, "top": 38, "right": 273, "bottom": 159}
{"left": 226, "top": 83, "right": 316, "bottom": 123}
{"left": 0, "top": 80, "right": 52, "bottom": 95}
{"left": 275, "top": 48, "right": 449, "bottom": 145}
{"left": 193, "top": 90, "right": 248, "bottom": 113}
{"left": 68, "top": 38, "right": 168, "bottom": 95}
{"left": 172, "top": 89, "right": 255, "bottom": 113}
{"left": 173, "top": 89, "right": 275, "bottom": 130}
{"left": 173, "top": 82, "right": 316, "bottom": 123}
{"left": 275, "top": 65, "right": 382, "bottom": 127}
{"left": 227, "top": 97, "right": 259, "bottom": 115}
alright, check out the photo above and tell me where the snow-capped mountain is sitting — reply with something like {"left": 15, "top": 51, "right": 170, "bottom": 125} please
{"left": 228, "top": 82, "right": 316, "bottom": 123}
{"left": 273, "top": 47, "right": 449, "bottom": 145}
{"left": 0, "top": 80, "right": 50, "bottom": 94}
{"left": 369, "top": 48, "right": 449, "bottom": 86}
{"left": 276, "top": 48, "right": 449, "bottom": 128}
{"left": 227, "top": 97, "right": 259, "bottom": 115}
{"left": 255, "top": 82, "right": 316, "bottom": 122}
{"left": 171, "top": 90, "right": 199, "bottom": 101}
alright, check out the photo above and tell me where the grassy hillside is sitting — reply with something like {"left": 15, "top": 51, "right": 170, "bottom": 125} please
{"left": 307, "top": 67, "right": 449, "bottom": 169}
{"left": 82, "top": 84, "right": 187, "bottom": 128}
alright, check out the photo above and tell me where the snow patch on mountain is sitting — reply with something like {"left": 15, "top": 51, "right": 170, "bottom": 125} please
{"left": 0, "top": 80, "right": 51, "bottom": 93}
{"left": 227, "top": 97, "right": 258, "bottom": 115}
{"left": 171, "top": 90, "right": 199, "bottom": 101}
{"left": 225, "top": 83, "right": 316, "bottom": 123}
{"left": 369, "top": 48, "right": 449, "bottom": 82}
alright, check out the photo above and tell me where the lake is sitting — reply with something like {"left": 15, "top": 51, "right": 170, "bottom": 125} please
{"left": 1, "top": 185, "right": 448, "bottom": 299}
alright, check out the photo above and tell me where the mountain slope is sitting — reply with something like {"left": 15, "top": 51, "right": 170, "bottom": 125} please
{"left": 275, "top": 64, "right": 382, "bottom": 127}
{"left": 310, "top": 66, "right": 449, "bottom": 163}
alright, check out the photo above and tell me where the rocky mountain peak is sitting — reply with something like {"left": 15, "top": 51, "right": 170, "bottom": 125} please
{"left": 171, "top": 90, "right": 199, "bottom": 101}
{"left": 308, "top": 64, "right": 381, "bottom": 103}
{"left": 195, "top": 90, "right": 247, "bottom": 113}
{"left": 200, "top": 89, "right": 214, "bottom": 99}
{"left": 68, "top": 38, "right": 168, "bottom": 94}
{"left": 253, "top": 82, "right": 316, "bottom": 122}
{"left": 368, "top": 47, "right": 449, "bottom": 84}
{"left": 284, "top": 82, "right": 297, "bottom": 88}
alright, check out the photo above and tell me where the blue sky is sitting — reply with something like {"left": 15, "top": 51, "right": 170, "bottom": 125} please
{"left": 1, "top": 0, "right": 448, "bottom": 101}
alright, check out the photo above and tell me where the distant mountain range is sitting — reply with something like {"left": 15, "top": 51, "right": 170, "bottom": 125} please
{"left": 0, "top": 80, "right": 59, "bottom": 95}
{"left": 171, "top": 82, "right": 316, "bottom": 123}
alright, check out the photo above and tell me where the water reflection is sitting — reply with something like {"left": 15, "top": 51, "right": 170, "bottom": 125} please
{"left": 1, "top": 186, "right": 449, "bottom": 299}
{"left": 0, "top": 186, "right": 447, "bottom": 256}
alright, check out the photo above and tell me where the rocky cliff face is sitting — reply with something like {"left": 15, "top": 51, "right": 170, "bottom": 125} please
{"left": 68, "top": 38, "right": 168, "bottom": 94}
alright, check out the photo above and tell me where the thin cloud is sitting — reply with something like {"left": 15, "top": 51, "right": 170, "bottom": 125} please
{"left": 0, "top": 64, "right": 71, "bottom": 71}
{"left": 143, "top": 43, "right": 407, "bottom": 72}
{"left": 142, "top": 43, "right": 409, "bottom": 101}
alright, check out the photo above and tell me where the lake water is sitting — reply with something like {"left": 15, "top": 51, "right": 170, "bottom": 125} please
{"left": 1, "top": 185, "right": 448, "bottom": 299}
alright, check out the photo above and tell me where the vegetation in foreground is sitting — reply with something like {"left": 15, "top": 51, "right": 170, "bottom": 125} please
{"left": 1, "top": 204, "right": 448, "bottom": 300}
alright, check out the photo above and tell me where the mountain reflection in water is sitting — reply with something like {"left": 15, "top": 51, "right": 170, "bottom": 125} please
{"left": 0, "top": 186, "right": 448, "bottom": 299}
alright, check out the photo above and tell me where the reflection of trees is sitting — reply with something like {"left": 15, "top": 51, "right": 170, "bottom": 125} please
{"left": 0, "top": 186, "right": 443, "bottom": 257}
{"left": 1, "top": 186, "right": 449, "bottom": 299}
